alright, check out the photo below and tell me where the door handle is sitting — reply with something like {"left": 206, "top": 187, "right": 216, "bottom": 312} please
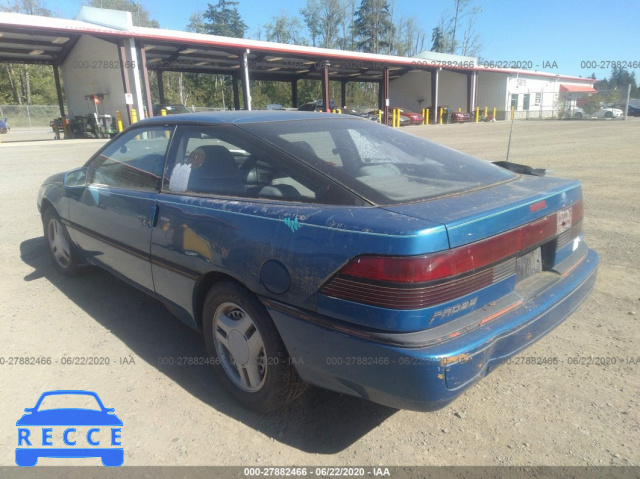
{"left": 147, "top": 204, "right": 159, "bottom": 228}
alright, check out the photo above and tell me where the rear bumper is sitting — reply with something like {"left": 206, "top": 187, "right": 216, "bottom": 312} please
{"left": 267, "top": 249, "right": 599, "bottom": 411}
{"left": 16, "top": 448, "right": 124, "bottom": 467}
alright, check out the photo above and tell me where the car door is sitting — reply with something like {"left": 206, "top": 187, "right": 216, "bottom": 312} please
{"left": 149, "top": 123, "right": 356, "bottom": 326}
{"left": 68, "top": 125, "right": 173, "bottom": 291}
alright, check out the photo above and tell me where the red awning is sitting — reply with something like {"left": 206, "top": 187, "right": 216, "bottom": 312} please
{"left": 559, "top": 84, "right": 597, "bottom": 93}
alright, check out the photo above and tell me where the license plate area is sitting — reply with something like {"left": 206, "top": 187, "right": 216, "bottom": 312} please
{"left": 516, "top": 247, "right": 542, "bottom": 282}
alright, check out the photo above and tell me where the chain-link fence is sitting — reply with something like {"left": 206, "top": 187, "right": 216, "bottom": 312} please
{"left": 0, "top": 105, "right": 61, "bottom": 129}
{"left": 555, "top": 89, "right": 630, "bottom": 120}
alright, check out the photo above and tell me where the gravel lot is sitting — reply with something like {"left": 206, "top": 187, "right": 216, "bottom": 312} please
{"left": 0, "top": 118, "right": 638, "bottom": 469}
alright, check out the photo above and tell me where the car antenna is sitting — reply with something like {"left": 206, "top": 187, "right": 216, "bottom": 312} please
{"left": 506, "top": 72, "right": 518, "bottom": 162}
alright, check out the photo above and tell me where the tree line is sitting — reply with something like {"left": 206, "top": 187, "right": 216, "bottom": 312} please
{"left": 1, "top": 0, "right": 637, "bottom": 113}
{"left": 0, "top": 0, "right": 485, "bottom": 110}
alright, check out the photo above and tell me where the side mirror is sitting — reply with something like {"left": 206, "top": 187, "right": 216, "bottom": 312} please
{"left": 63, "top": 167, "right": 87, "bottom": 188}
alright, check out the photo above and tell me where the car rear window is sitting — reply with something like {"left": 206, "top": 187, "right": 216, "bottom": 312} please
{"left": 38, "top": 394, "right": 102, "bottom": 411}
{"left": 239, "top": 118, "right": 516, "bottom": 205}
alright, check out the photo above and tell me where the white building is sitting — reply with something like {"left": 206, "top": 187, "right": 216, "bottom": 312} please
{"left": 391, "top": 51, "right": 596, "bottom": 120}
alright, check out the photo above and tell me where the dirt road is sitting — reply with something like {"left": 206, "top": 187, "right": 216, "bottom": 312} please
{"left": 0, "top": 118, "right": 638, "bottom": 468}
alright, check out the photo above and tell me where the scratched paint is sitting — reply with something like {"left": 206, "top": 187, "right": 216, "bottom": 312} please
{"left": 440, "top": 353, "right": 471, "bottom": 366}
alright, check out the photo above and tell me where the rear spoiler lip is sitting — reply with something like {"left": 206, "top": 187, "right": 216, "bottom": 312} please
{"left": 493, "top": 161, "right": 546, "bottom": 176}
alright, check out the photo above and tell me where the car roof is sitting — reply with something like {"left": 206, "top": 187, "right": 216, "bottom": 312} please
{"left": 139, "top": 110, "right": 348, "bottom": 126}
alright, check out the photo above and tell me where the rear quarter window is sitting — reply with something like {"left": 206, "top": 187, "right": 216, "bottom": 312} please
{"left": 239, "top": 118, "right": 516, "bottom": 205}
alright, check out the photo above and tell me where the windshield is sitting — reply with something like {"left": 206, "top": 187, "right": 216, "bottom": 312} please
{"left": 239, "top": 118, "right": 515, "bottom": 205}
{"left": 37, "top": 394, "right": 102, "bottom": 411}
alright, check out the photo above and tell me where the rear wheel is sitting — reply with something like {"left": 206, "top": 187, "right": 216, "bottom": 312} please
{"left": 43, "top": 208, "right": 79, "bottom": 276}
{"left": 203, "top": 281, "right": 306, "bottom": 412}
{"left": 604, "top": 111, "right": 613, "bottom": 119}
{"left": 574, "top": 112, "right": 583, "bottom": 119}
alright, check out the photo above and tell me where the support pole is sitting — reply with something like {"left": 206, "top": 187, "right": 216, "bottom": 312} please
{"left": 291, "top": 79, "right": 298, "bottom": 108}
{"left": 383, "top": 68, "right": 390, "bottom": 126}
{"left": 137, "top": 41, "right": 154, "bottom": 117}
{"left": 232, "top": 74, "right": 240, "bottom": 110}
{"left": 624, "top": 83, "right": 631, "bottom": 120}
{"left": 157, "top": 70, "right": 165, "bottom": 105}
{"left": 431, "top": 68, "right": 440, "bottom": 124}
{"left": 52, "top": 64, "right": 65, "bottom": 120}
{"left": 52, "top": 64, "right": 70, "bottom": 139}
{"left": 128, "top": 38, "right": 145, "bottom": 119}
{"left": 118, "top": 39, "right": 133, "bottom": 125}
{"left": 241, "top": 49, "right": 251, "bottom": 110}
{"left": 467, "top": 71, "right": 477, "bottom": 113}
{"left": 322, "top": 61, "right": 330, "bottom": 112}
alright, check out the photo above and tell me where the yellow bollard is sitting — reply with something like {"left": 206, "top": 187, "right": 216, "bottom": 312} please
{"left": 439, "top": 107, "right": 443, "bottom": 125}
{"left": 475, "top": 107, "right": 479, "bottom": 123}
{"left": 392, "top": 109, "right": 396, "bottom": 127}
{"left": 511, "top": 106, "right": 515, "bottom": 120}
{"left": 458, "top": 107, "right": 461, "bottom": 112}
{"left": 160, "top": 109, "right": 169, "bottom": 138}
{"left": 424, "top": 108, "right": 429, "bottom": 125}
{"left": 484, "top": 106, "right": 488, "bottom": 118}
{"left": 378, "top": 110, "right": 382, "bottom": 124}
{"left": 493, "top": 107, "right": 496, "bottom": 120}
{"left": 131, "top": 108, "right": 138, "bottom": 124}
{"left": 116, "top": 111, "right": 124, "bottom": 132}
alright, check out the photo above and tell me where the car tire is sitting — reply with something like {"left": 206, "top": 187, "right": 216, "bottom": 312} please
{"left": 574, "top": 112, "right": 583, "bottom": 119}
{"left": 203, "top": 281, "right": 307, "bottom": 412}
{"left": 604, "top": 111, "right": 613, "bottom": 119}
{"left": 43, "top": 208, "right": 79, "bottom": 276}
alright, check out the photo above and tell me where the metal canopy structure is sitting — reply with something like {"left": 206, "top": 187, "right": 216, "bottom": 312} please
{"left": 0, "top": 10, "right": 596, "bottom": 127}
{"left": 0, "top": 14, "right": 125, "bottom": 121}
{"left": 0, "top": 11, "right": 446, "bottom": 123}
{"left": 129, "top": 25, "right": 439, "bottom": 118}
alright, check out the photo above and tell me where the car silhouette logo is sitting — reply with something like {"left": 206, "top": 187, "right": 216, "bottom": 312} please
{"left": 16, "top": 390, "right": 123, "bottom": 467}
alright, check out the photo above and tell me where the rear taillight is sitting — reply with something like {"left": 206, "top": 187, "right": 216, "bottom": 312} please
{"left": 321, "top": 200, "right": 583, "bottom": 310}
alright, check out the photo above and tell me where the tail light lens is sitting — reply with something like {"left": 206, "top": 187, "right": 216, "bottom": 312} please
{"left": 321, "top": 201, "right": 583, "bottom": 310}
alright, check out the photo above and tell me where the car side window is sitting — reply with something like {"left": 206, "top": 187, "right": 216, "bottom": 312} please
{"left": 89, "top": 126, "right": 172, "bottom": 191}
{"left": 165, "top": 125, "right": 348, "bottom": 203}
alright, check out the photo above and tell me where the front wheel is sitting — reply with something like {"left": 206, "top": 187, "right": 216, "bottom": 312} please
{"left": 43, "top": 208, "right": 79, "bottom": 276}
{"left": 574, "top": 112, "right": 583, "bottom": 119}
{"left": 203, "top": 281, "right": 306, "bottom": 412}
{"left": 604, "top": 111, "right": 613, "bottom": 119}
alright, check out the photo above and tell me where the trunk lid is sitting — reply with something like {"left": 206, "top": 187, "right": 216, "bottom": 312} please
{"left": 381, "top": 175, "right": 582, "bottom": 248}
